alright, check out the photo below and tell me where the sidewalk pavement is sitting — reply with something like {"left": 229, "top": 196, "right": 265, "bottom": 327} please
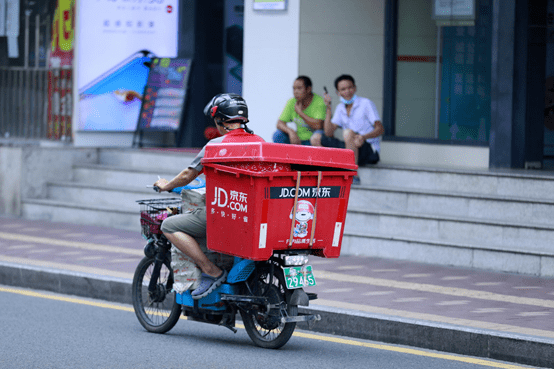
{"left": 1, "top": 215, "right": 553, "bottom": 367}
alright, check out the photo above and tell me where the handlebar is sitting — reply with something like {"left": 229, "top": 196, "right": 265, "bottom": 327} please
{"left": 148, "top": 177, "right": 206, "bottom": 193}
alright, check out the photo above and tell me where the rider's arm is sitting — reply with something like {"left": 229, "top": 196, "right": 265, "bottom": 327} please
{"left": 156, "top": 167, "right": 200, "bottom": 192}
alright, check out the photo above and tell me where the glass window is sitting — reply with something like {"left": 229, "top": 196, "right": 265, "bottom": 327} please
{"left": 395, "top": 0, "right": 438, "bottom": 139}
{"left": 395, "top": 0, "right": 492, "bottom": 143}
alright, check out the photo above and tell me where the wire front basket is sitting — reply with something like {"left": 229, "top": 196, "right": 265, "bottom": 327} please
{"left": 137, "top": 198, "right": 182, "bottom": 239}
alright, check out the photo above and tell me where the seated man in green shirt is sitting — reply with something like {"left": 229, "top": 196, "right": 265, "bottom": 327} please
{"left": 273, "top": 76, "right": 326, "bottom": 145}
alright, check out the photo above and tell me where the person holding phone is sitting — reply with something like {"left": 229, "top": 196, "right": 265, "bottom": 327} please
{"left": 273, "top": 76, "right": 326, "bottom": 145}
{"left": 310, "top": 74, "right": 384, "bottom": 185}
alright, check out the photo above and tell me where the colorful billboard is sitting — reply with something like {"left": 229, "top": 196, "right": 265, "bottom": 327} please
{"left": 76, "top": 0, "right": 179, "bottom": 131}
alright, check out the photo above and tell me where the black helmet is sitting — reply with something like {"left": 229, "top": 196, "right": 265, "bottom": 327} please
{"left": 203, "top": 93, "right": 249, "bottom": 123}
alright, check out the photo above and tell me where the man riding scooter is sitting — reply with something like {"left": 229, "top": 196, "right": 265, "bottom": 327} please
{"left": 154, "top": 93, "right": 264, "bottom": 299}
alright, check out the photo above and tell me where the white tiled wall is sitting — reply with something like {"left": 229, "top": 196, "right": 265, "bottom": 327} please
{"left": 298, "top": 0, "right": 385, "bottom": 116}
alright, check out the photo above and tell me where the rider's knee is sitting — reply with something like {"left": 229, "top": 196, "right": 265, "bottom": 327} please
{"left": 160, "top": 216, "right": 175, "bottom": 235}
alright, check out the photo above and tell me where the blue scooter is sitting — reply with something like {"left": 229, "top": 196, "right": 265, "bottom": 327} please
{"left": 132, "top": 178, "right": 320, "bottom": 349}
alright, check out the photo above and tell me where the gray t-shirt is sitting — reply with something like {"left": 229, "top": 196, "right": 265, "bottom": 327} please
{"left": 188, "top": 135, "right": 227, "bottom": 172}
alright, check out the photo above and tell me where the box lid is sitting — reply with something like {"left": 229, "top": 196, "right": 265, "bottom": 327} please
{"left": 202, "top": 142, "right": 357, "bottom": 170}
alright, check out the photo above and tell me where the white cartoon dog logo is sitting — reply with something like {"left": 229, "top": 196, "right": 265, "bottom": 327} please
{"left": 290, "top": 200, "right": 315, "bottom": 238}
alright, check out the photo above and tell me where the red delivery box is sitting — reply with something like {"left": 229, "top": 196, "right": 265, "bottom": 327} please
{"left": 202, "top": 141, "right": 357, "bottom": 260}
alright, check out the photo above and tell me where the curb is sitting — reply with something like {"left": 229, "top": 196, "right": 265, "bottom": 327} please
{"left": 298, "top": 306, "right": 554, "bottom": 368}
{"left": 1, "top": 261, "right": 553, "bottom": 368}
{"left": 0, "top": 262, "right": 133, "bottom": 305}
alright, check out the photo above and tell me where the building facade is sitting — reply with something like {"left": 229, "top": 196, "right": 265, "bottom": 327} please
{"left": 243, "top": 0, "right": 551, "bottom": 170}
{"left": 1, "top": 0, "right": 550, "bottom": 171}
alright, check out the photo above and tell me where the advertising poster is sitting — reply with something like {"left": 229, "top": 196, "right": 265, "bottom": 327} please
{"left": 137, "top": 58, "right": 192, "bottom": 131}
{"left": 50, "top": 0, "right": 74, "bottom": 68}
{"left": 48, "top": 0, "right": 74, "bottom": 140}
{"left": 77, "top": 0, "right": 179, "bottom": 131}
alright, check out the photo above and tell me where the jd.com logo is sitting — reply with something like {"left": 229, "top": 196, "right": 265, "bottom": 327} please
{"left": 211, "top": 187, "right": 248, "bottom": 212}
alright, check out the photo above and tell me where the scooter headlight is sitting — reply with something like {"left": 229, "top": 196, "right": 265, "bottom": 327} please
{"left": 283, "top": 255, "right": 309, "bottom": 266}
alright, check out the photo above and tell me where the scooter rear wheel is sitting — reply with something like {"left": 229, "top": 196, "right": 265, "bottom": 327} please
{"left": 241, "top": 265, "right": 297, "bottom": 349}
{"left": 132, "top": 256, "right": 181, "bottom": 333}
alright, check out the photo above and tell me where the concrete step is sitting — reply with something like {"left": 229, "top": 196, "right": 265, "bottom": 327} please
{"left": 21, "top": 198, "right": 140, "bottom": 232}
{"left": 46, "top": 182, "right": 180, "bottom": 212}
{"left": 360, "top": 165, "right": 554, "bottom": 201}
{"left": 348, "top": 185, "right": 554, "bottom": 225}
{"left": 340, "top": 231, "right": 554, "bottom": 277}
{"left": 72, "top": 165, "right": 183, "bottom": 187}
{"left": 98, "top": 148, "right": 198, "bottom": 172}
{"left": 345, "top": 208, "right": 554, "bottom": 255}
{"left": 18, "top": 147, "right": 554, "bottom": 277}
{"left": 22, "top": 196, "right": 554, "bottom": 277}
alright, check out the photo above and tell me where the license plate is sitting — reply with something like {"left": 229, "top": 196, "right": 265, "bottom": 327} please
{"left": 284, "top": 265, "right": 316, "bottom": 289}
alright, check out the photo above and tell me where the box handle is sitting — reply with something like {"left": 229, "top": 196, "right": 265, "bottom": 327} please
{"left": 288, "top": 171, "right": 302, "bottom": 247}
{"left": 308, "top": 171, "right": 322, "bottom": 248}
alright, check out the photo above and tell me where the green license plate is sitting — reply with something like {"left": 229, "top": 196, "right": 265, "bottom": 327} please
{"left": 284, "top": 265, "right": 316, "bottom": 289}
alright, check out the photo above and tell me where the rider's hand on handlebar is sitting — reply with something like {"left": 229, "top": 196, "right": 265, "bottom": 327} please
{"left": 153, "top": 178, "right": 169, "bottom": 192}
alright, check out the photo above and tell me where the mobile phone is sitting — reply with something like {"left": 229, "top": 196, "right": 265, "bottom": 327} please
{"left": 324, "top": 86, "right": 328, "bottom": 94}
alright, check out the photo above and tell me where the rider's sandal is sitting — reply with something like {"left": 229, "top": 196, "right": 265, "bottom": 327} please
{"left": 191, "top": 270, "right": 228, "bottom": 300}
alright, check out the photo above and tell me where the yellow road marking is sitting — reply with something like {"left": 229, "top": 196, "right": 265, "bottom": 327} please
{"left": 1, "top": 229, "right": 552, "bottom": 309}
{"left": 0, "top": 286, "right": 533, "bottom": 369}
{"left": 3, "top": 229, "right": 552, "bottom": 311}
{"left": 0, "top": 231, "right": 143, "bottom": 256}
{"left": 315, "top": 270, "right": 554, "bottom": 309}
{"left": 0, "top": 255, "right": 135, "bottom": 280}
{"left": 2, "top": 254, "right": 551, "bottom": 340}
{"left": 0, "top": 286, "right": 135, "bottom": 312}
{"left": 2, "top": 231, "right": 554, "bottom": 340}
{"left": 293, "top": 331, "right": 532, "bottom": 369}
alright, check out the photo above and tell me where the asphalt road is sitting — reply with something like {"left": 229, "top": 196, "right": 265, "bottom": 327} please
{"left": 0, "top": 286, "right": 542, "bottom": 369}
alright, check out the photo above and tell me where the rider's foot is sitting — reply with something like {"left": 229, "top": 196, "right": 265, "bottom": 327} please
{"left": 191, "top": 270, "right": 228, "bottom": 300}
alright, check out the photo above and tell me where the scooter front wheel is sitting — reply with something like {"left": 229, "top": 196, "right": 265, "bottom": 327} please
{"left": 240, "top": 265, "right": 297, "bottom": 349}
{"left": 132, "top": 256, "right": 181, "bottom": 333}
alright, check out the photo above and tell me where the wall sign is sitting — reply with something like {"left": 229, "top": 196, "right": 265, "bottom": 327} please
{"left": 253, "top": 0, "right": 286, "bottom": 11}
{"left": 433, "top": 0, "right": 476, "bottom": 26}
